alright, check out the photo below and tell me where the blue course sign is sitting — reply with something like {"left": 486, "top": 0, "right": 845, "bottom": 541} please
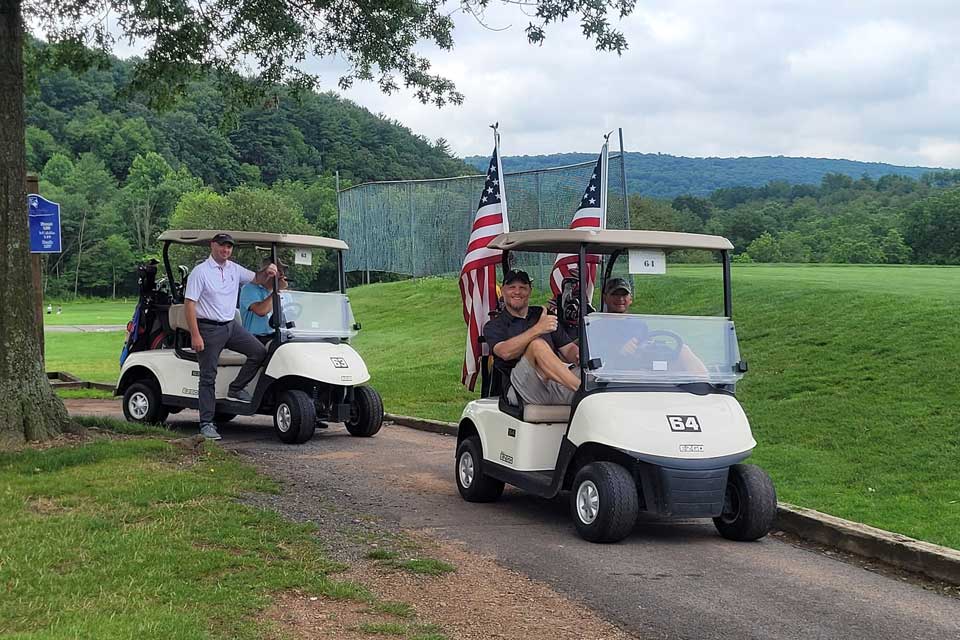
{"left": 28, "top": 194, "right": 62, "bottom": 254}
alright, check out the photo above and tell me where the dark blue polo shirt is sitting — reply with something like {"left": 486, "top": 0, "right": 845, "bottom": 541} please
{"left": 484, "top": 306, "right": 572, "bottom": 373}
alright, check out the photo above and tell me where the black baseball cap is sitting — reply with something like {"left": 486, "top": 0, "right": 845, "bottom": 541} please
{"left": 211, "top": 233, "right": 235, "bottom": 246}
{"left": 604, "top": 277, "right": 632, "bottom": 295}
{"left": 503, "top": 269, "right": 531, "bottom": 286}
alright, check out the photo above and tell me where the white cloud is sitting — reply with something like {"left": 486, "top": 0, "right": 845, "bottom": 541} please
{"left": 309, "top": 1, "right": 960, "bottom": 168}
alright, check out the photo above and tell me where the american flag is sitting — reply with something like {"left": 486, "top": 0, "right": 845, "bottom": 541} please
{"left": 460, "top": 143, "right": 509, "bottom": 390}
{"left": 549, "top": 141, "right": 609, "bottom": 299}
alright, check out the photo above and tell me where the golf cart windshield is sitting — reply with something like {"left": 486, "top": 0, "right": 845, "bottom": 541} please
{"left": 279, "top": 291, "right": 357, "bottom": 340}
{"left": 584, "top": 313, "right": 743, "bottom": 385}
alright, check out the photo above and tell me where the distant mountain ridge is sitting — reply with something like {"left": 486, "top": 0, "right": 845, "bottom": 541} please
{"left": 463, "top": 152, "right": 944, "bottom": 198}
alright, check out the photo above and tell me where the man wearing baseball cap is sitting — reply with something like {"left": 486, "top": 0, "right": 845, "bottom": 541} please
{"left": 240, "top": 256, "right": 291, "bottom": 344}
{"left": 602, "top": 277, "right": 633, "bottom": 312}
{"left": 483, "top": 269, "right": 581, "bottom": 405}
{"left": 184, "top": 232, "right": 278, "bottom": 440}
{"left": 596, "top": 276, "right": 708, "bottom": 374}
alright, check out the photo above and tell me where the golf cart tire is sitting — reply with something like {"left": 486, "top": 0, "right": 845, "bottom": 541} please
{"left": 214, "top": 413, "right": 236, "bottom": 424}
{"left": 274, "top": 390, "right": 316, "bottom": 445}
{"left": 456, "top": 436, "right": 505, "bottom": 502}
{"left": 345, "top": 386, "right": 383, "bottom": 437}
{"left": 713, "top": 464, "right": 777, "bottom": 542}
{"left": 122, "top": 381, "right": 169, "bottom": 425}
{"left": 571, "top": 462, "right": 638, "bottom": 543}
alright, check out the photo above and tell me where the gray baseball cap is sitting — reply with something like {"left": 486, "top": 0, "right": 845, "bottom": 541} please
{"left": 603, "top": 277, "right": 632, "bottom": 295}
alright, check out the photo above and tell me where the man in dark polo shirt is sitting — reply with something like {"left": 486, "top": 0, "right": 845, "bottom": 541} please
{"left": 483, "top": 269, "right": 581, "bottom": 405}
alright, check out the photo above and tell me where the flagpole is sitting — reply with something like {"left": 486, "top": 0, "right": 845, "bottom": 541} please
{"left": 491, "top": 122, "right": 509, "bottom": 232}
{"left": 599, "top": 133, "right": 611, "bottom": 306}
{"left": 601, "top": 132, "right": 611, "bottom": 229}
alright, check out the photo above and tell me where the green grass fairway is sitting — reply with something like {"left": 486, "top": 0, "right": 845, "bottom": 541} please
{"left": 671, "top": 263, "right": 960, "bottom": 300}
{"left": 46, "top": 331, "right": 124, "bottom": 383}
{"left": 43, "top": 300, "right": 134, "bottom": 325}
{"left": 42, "top": 265, "right": 960, "bottom": 549}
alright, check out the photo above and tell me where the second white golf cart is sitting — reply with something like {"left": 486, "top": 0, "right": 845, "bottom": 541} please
{"left": 455, "top": 229, "right": 776, "bottom": 543}
{"left": 115, "top": 230, "right": 383, "bottom": 444}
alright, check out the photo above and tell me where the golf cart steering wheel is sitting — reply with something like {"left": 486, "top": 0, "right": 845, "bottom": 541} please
{"left": 637, "top": 329, "right": 685, "bottom": 363}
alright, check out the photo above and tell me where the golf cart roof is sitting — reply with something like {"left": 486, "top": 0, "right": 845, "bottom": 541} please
{"left": 487, "top": 229, "right": 733, "bottom": 253}
{"left": 157, "top": 229, "right": 349, "bottom": 250}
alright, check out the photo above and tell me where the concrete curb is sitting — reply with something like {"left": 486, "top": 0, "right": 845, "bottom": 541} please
{"left": 775, "top": 503, "right": 960, "bottom": 585}
{"left": 386, "top": 413, "right": 960, "bottom": 586}
{"left": 384, "top": 413, "right": 458, "bottom": 436}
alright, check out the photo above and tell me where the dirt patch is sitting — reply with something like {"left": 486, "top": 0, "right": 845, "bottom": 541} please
{"left": 63, "top": 398, "right": 123, "bottom": 417}
{"left": 305, "top": 451, "right": 364, "bottom": 461}
{"left": 25, "top": 496, "right": 69, "bottom": 515}
{"left": 266, "top": 531, "right": 636, "bottom": 640}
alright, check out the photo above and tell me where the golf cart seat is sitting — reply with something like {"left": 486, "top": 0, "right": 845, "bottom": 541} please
{"left": 522, "top": 404, "right": 571, "bottom": 423}
{"left": 167, "top": 304, "right": 248, "bottom": 366}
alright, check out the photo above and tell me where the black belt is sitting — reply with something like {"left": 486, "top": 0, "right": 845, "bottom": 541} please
{"left": 197, "top": 318, "right": 231, "bottom": 326}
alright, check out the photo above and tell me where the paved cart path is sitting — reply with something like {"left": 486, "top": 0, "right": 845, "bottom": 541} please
{"left": 69, "top": 401, "right": 960, "bottom": 640}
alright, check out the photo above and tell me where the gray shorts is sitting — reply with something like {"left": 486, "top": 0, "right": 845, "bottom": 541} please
{"left": 510, "top": 355, "right": 579, "bottom": 405}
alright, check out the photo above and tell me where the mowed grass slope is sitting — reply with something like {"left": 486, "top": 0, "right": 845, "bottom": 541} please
{"left": 348, "top": 266, "right": 960, "bottom": 550}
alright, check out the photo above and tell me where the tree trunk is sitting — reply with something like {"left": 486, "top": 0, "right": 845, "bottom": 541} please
{"left": 0, "top": 0, "right": 70, "bottom": 446}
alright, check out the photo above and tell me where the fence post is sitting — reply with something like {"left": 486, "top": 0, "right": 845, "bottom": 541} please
{"left": 619, "top": 128, "right": 630, "bottom": 230}
{"left": 536, "top": 172, "right": 544, "bottom": 285}
{"left": 408, "top": 182, "right": 416, "bottom": 276}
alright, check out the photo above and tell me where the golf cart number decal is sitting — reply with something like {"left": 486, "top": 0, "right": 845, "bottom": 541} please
{"left": 667, "top": 415, "right": 702, "bottom": 432}
{"left": 330, "top": 357, "right": 349, "bottom": 369}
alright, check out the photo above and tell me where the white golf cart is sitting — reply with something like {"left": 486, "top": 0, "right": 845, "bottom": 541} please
{"left": 115, "top": 230, "right": 383, "bottom": 444}
{"left": 455, "top": 229, "right": 776, "bottom": 543}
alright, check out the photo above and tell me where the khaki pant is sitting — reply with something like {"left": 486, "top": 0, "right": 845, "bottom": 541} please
{"left": 510, "top": 355, "right": 580, "bottom": 405}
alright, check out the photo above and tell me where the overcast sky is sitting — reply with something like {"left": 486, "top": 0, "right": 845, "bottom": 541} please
{"left": 304, "top": 0, "right": 960, "bottom": 168}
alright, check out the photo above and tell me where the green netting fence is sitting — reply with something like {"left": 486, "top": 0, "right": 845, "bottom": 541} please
{"left": 338, "top": 154, "right": 629, "bottom": 288}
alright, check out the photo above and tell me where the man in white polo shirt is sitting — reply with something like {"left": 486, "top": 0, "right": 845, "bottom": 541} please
{"left": 184, "top": 233, "right": 278, "bottom": 440}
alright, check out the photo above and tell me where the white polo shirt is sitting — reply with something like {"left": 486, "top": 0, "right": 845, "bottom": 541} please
{"left": 184, "top": 256, "right": 256, "bottom": 322}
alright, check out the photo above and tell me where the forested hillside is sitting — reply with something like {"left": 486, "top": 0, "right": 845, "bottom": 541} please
{"left": 631, "top": 172, "right": 960, "bottom": 264}
{"left": 24, "top": 41, "right": 471, "bottom": 298}
{"left": 466, "top": 152, "right": 941, "bottom": 198}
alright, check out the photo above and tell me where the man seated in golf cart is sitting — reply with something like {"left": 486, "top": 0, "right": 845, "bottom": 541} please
{"left": 575, "top": 276, "right": 708, "bottom": 375}
{"left": 240, "top": 257, "right": 291, "bottom": 344}
{"left": 483, "top": 269, "right": 581, "bottom": 406}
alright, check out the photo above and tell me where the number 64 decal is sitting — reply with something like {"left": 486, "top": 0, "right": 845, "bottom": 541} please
{"left": 667, "top": 415, "right": 702, "bottom": 432}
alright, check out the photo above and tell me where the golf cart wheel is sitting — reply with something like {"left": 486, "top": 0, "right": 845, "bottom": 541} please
{"left": 122, "top": 381, "right": 169, "bottom": 425}
{"left": 214, "top": 413, "right": 236, "bottom": 424}
{"left": 455, "top": 436, "right": 504, "bottom": 502}
{"left": 570, "top": 462, "right": 638, "bottom": 543}
{"left": 345, "top": 386, "right": 383, "bottom": 437}
{"left": 713, "top": 464, "right": 777, "bottom": 541}
{"left": 274, "top": 390, "right": 316, "bottom": 445}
